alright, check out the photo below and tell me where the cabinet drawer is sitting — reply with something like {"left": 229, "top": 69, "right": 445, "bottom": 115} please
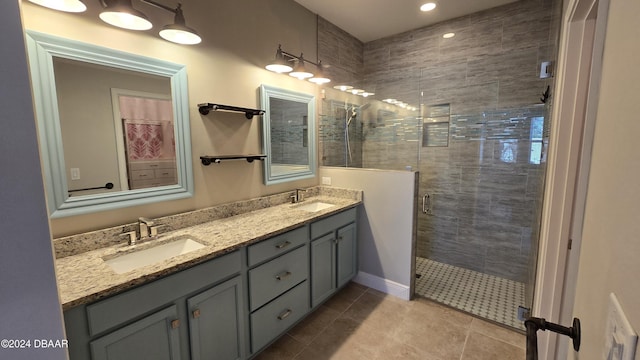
{"left": 310, "top": 207, "right": 357, "bottom": 239}
{"left": 154, "top": 168, "right": 177, "bottom": 179}
{"left": 247, "top": 226, "right": 308, "bottom": 266}
{"left": 248, "top": 245, "right": 308, "bottom": 311}
{"left": 130, "top": 169, "right": 154, "bottom": 180}
{"left": 250, "top": 281, "right": 309, "bottom": 353}
{"left": 128, "top": 161, "right": 175, "bottom": 171}
{"left": 87, "top": 250, "right": 241, "bottom": 336}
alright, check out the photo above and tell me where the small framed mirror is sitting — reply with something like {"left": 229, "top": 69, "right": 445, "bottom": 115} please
{"left": 25, "top": 31, "right": 194, "bottom": 218}
{"left": 260, "top": 85, "right": 316, "bottom": 185}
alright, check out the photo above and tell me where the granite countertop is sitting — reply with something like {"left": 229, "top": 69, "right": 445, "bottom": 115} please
{"left": 55, "top": 190, "right": 361, "bottom": 310}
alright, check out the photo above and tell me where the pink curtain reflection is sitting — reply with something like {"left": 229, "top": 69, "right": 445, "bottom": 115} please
{"left": 119, "top": 96, "right": 175, "bottom": 161}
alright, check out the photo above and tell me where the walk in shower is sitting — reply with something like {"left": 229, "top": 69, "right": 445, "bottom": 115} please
{"left": 318, "top": 0, "right": 561, "bottom": 330}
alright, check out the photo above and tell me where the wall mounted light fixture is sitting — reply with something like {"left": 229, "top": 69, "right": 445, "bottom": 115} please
{"left": 99, "top": 0, "right": 201, "bottom": 44}
{"left": 265, "top": 45, "right": 330, "bottom": 84}
{"left": 99, "top": 0, "right": 152, "bottom": 30}
{"left": 289, "top": 53, "right": 314, "bottom": 80}
{"left": 30, "top": 0, "right": 201, "bottom": 45}
{"left": 140, "top": 1, "right": 201, "bottom": 45}
{"left": 309, "top": 61, "right": 331, "bottom": 84}
{"left": 265, "top": 45, "right": 293, "bottom": 73}
{"left": 28, "top": 0, "right": 87, "bottom": 12}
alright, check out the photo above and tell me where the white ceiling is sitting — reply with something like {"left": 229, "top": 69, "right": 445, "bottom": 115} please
{"left": 294, "top": 0, "right": 518, "bottom": 42}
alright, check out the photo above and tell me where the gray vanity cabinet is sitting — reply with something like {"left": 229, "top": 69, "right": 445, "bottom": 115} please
{"left": 64, "top": 250, "right": 244, "bottom": 360}
{"left": 336, "top": 223, "right": 357, "bottom": 287}
{"left": 310, "top": 232, "right": 336, "bottom": 307}
{"left": 310, "top": 208, "right": 358, "bottom": 308}
{"left": 187, "top": 276, "right": 245, "bottom": 360}
{"left": 90, "top": 306, "right": 182, "bottom": 360}
{"left": 246, "top": 226, "right": 310, "bottom": 355}
{"left": 63, "top": 206, "right": 359, "bottom": 360}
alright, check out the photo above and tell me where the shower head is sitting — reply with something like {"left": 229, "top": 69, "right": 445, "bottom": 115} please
{"left": 347, "top": 108, "right": 357, "bottom": 126}
{"left": 348, "top": 103, "right": 371, "bottom": 119}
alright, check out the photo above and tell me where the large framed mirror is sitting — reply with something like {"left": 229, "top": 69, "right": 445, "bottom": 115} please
{"left": 25, "top": 31, "right": 193, "bottom": 218}
{"left": 260, "top": 85, "right": 316, "bottom": 185}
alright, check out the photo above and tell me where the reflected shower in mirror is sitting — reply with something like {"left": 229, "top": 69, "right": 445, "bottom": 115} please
{"left": 260, "top": 84, "right": 316, "bottom": 185}
{"left": 269, "top": 97, "right": 309, "bottom": 176}
{"left": 26, "top": 30, "right": 193, "bottom": 218}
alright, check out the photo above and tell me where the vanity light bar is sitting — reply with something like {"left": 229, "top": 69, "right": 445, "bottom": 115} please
{"left": 265, "top": 45, "right": 331, "bottom": 85}
{"left": 34, "top": 0, "right": 202, "bottom": 45}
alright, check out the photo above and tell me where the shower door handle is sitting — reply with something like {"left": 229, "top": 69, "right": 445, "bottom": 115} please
{"left": 422, "top": 193, "right": 432, "bottom": 214}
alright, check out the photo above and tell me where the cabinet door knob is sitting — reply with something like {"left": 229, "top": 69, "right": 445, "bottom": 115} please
{"left": 171, "top": 319, "right": 180, "bottom": 329}
{"left": 275, "top": 240, "right": 291, "bottom": 249}
{"left": 277, "top": 309, "right": 292, "bottom": 320}
{"left": 275, "top": 271, "right": 292, "bottom": 280}
{"left": 192, "top": 309, "right": 201, "bottom": 319}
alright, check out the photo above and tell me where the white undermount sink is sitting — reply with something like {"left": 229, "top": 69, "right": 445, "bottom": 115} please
{"left": 103, "top": 237, "right": 206, "bottom": 274}
{"left": 294, "top": 201, "right": 335, "bottom": 212}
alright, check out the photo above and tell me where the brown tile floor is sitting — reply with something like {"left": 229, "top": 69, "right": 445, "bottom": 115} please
{"left": 254, "top": 282, "right": 526, "bottom": 360}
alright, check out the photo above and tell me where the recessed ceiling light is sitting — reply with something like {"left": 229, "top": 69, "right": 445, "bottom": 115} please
{"left": 443, "top": 32, "right": 455, "bottom": 39}
{"left": 420, "top": 2, "right": 437, "bottom": 12}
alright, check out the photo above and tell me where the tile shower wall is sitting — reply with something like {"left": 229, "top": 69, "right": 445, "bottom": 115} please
{"left": 418, "top": 106, "right": 546, "bottom": 283}
{"left": 317, "top": 17, "right": 364, "bottom": 86}
{"left": 317, "top": 17, "right": 365, "bottom": 168}
{"left": 320, "top": 100, "right": 364, "bottom": 167}
{"left": 318, "top": 0, "right": 559, "bottom": 287}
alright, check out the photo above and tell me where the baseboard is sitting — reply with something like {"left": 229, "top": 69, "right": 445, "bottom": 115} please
{"left": 353, "top": 271, "right": 411, "bottom": 300}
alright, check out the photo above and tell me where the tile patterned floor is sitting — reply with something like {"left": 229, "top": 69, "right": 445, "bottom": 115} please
{"left": 255, "top": 282, "right": 526, "bottom": 360}
{"left": 415, "top": 257, "right": 526, "bottom": 330}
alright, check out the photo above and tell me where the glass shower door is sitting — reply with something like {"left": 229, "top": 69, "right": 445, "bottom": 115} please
{"left": 414, "top": 99, "right": 548, "bottom": 330}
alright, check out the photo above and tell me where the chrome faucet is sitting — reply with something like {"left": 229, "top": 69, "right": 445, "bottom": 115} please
{"left": 290, "top": 188, "right": 307, "bottom": 203}
{"left": 138, "top": 217, "right": 155, "bottom": 239}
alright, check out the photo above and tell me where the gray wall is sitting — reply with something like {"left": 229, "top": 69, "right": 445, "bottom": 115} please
{"left": 317, "top": 16, "right": 364, "bottom": 86}
{"left": 320, "top": 167, "right": 417, "bottom": 298}
{"left": 0, "top": 2, "right": 66, "bottom": 359}
{"left": 318, "top": 0, "right": 560, "bottom": 286}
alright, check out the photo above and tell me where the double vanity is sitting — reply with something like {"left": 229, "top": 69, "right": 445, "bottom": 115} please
{"left": 56, "top": 186, "right": 362, "bottom": 360}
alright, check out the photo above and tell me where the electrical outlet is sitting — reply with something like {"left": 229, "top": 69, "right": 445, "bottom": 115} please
{"left": 322, "top": 176, "right": 332, "bottom": 185}
{"left": 604, "top": 293, "right": 638, "bottom": 360}
{"left": 70, "top": 168, "right": 80, "bottom": 180}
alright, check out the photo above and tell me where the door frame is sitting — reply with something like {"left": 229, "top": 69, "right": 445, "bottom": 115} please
{"left": 533, "top": 0, "right": 609, "bottom": 358}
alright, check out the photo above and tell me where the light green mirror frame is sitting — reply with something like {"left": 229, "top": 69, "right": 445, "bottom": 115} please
{"left": 260, "top": 84, "right": 316, "bottom": 185}
{"left": 25, "top": 31, "right": 194, "bottom": 218}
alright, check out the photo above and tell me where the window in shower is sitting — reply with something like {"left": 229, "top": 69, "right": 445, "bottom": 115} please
{"left": 530, "top": 116, "right": 544, "bottom": 164}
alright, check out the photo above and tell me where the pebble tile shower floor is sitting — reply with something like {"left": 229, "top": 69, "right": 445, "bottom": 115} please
{"left": 415, "top": 257, "right": 525, "bottom": 330}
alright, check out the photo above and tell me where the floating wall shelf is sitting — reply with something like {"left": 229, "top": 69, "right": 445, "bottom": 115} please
{"left": 197, "top": 103, "right": 265, "bottom": 119}
{"left": 200, "top": 155, "right": 267, "bottom": 166}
